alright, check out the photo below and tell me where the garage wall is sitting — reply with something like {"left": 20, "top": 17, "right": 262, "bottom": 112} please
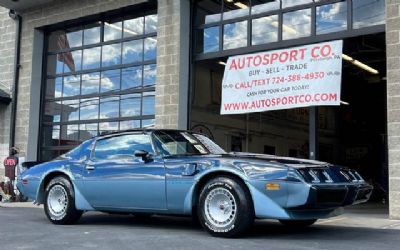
{"left": 387, "top": 0, "right": 400, "bottom": 219}
{"left": 0, "top": 7, "right": 15, "bottom": 163}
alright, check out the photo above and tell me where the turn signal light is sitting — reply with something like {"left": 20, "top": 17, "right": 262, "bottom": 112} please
{"left": 266, "top": 183, "right": 280, "bottom": 190}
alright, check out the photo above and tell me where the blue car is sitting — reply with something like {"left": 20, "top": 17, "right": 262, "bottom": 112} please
{"left": 17, "top": 129, "right": 372, "bottom": 237}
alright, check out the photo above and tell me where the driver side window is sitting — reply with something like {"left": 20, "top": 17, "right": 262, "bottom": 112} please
{"left": 93, "top": 134, "right": 153, "bottom": 161}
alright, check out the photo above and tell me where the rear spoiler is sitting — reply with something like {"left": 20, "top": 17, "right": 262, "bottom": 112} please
{"left": 22, "top": 161, "right": 42, "bottom": 169}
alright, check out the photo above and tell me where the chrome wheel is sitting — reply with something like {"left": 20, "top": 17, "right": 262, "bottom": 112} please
{"left": 47, "top": 184, "right": 68, "bottom": 219}
{"left": 204, "top": 187, "right": 237, "bottom": 228}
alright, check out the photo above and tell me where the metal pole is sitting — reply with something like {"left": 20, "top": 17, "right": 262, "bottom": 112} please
{"left": 245, "top": 114, "right": 249, "bottom": 152}
{"left": 309, "top": 107, "right": 319, "bottom": 160}
{"left": 9, "top": 10, "right": 22, "bottom": 155}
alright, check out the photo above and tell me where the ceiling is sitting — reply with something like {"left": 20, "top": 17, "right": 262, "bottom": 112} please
{"left": 0, "top": 0, "right": 54, "bottom": 11}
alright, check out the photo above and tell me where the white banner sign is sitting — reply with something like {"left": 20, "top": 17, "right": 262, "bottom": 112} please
{"left": 220, "top": 40, "right": 343, "bottom": 114}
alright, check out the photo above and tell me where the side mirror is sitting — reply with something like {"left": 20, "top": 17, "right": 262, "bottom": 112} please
{"left": 134, "top": 150, "right": 153, "bottom": 163}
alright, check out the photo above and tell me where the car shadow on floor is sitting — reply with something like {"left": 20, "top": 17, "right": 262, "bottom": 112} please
{"left": 75, "top": 212, "right": 400, "bottom": 240}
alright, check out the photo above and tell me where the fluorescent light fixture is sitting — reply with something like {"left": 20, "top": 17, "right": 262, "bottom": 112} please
{"left": 340, "top": 101, "right": 350, "bottom": 105}
{"left": 104, "top": 22, "right": 156, "bottom": 42}
{"left": 342, "top": 54, "right": 379, "bottom": 75}
{"left": 218, "top": 61, "right": 226, "bottom": 66}
{"left": 234, "top": 2, "right": 249, "bottom": 9}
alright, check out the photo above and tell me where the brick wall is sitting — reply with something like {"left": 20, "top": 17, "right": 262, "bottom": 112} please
{"left": 0, "top": 7, "right": 15, "bottom": 166}
{"left": 155, "top": 0, "right": 187, "bottom": 129}
{"left": 387, "top": 0, "right": 400, "bottom": 219}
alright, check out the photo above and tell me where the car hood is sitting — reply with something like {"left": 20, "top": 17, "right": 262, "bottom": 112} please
{"left": 225, "top": 152, "right": 331, "bottom": 168}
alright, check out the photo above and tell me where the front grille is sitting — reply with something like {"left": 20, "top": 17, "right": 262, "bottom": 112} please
{"left": 298, "top": 167, "right": 364, "bottom": 184}
{"left": 298, "top": 168, "right": 334, "bottom": 183}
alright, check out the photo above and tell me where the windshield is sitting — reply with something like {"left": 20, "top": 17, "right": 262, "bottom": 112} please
{"left": 152, "top": 131, "right": 226, "bottom": 156}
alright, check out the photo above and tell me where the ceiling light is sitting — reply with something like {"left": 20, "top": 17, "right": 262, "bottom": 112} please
{"left": 218, "top": 61, "right": 226, "bottom": 66}
{"left": 234, "top": 2, "right": 249, "bottom": 9}
{"left": 340, "top": 101, "right": 350, "bottom": 105}
{"left": 342, "top": 54, "right": 379, "bottom": 75}
{"left": 104, "top": 22, "right": 156, "bottom": 42}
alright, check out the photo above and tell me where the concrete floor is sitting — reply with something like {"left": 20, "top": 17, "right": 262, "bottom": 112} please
{"left": 0, "top": 202, "right": 399, "bottom": 250}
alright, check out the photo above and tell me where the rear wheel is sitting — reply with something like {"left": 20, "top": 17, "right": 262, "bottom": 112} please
{"left": 279, "top": 219, "right": 317, "bottom": 228}
{"left": 44, "top": 176, "right": 82, "bottom": 224}
{"left": 197, "top": 176, "right": 254, "bottom": 238}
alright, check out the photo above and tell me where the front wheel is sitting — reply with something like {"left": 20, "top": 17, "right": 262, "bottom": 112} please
{"left": 197, "top": 176, "right": 254, "bottom": 238}
{"left": 44, "top": 176, "right": 82, "bottom": 225}
{"left": 279, "top": 219, "right": 317, "bottom": 228}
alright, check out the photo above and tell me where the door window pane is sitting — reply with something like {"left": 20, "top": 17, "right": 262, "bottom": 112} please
{"left": 282, "top": 0, "right": 312, "bottom": 9}
{"left": 283, "top": 9, "right": 311, "bottom": 40}
{"left": 142, "top": 92, "right": 155, "bottom": 116}
{"left": 124, "top": 17, "right": 144, "bottom": 37}
{"left": 104, "top": 21, "right": 123, "bottom": 41}
{"left": 100, "top": 96, "right": 120, "bottom": 119}
{"left": 353, "top": 0, "right": 385, "bottom": 29}
{"left": 223, "top": 0, "right": 249, "bottom": 21}
{"left": 82, "top": 47, "right": 101, "bottom": 70}
{"left": 144, "top": 37, "right": 157, "bottom": 61}
{"left": 61, "top": 124, "right": 80, "bottom": 146}
{"left": 62, "top": 99, "right": 80, "bottom": 121}
{"left": 252, "top": 15, "right": 278, "bottom": 45}
{"left": 196, "top": 0, "right": 222, "bottom": 25}
{"left": 47, "top": 54, "right": 64, "bottom": 75}
{"left": 80, "top": 98, "right": 99, "bottom": 120}
{"left": 44, "top": 101, "right": 61, "bottom": 123}
{"left": 81, "top": 72, "right": 100, "bottom": 95}
{"left": 203, "top": 26, "right": 220, "bottom": 53}
{"left": 99, "top": 121, "right": 119, "bottom": 135}
{"left": 121, "top": 94, "right": 141, "bottom": 117}
{"left": 102, "top": 43, "right": 122, "bottom": 67}
{"left": 143, "top": 64, "right": 156, "bottom": 87}
{"left": 101, "top": 69, "right": 121, "bottom": 93}
{"left": 84, "top": 24, "right": 101, "bottom": 45}
{"left": 251, "top": 0, "right": 280, "bottom": 15}
{"left": 224, "top": 21, "right": 248, "bottom": 50}
{"left": 62, "top": 50, "right": 82, "bottom": 73}
{"left": 142, "top": 119, "right": 155, "bottom": 127}
{"left": 79, "top": 123, "right": 98, "bottom": 141}
{"left": 46, "top": 78, "right": 63, "bottom": 99}
{"left": 66, "top": 28, "right": 83, "bottom": 48}
{"left": 41, "top": 125, "right": 60, "bottom": 147}
{"left": 121, "top": 66, "right": 142, "bottom": 90}
{"left": 63, "top": 75, "right": 80, "bottom": 97}
{"left": 123, "top": 39, "right": 143, "bottom": 64}
{"left": 317, "top": 1, "right": 347, "bottom": 35}
{"left": 145, "top": 14, "right": 158, "bottom": 34}
{"left": 120, "top": 120, "right": 141, "bottom": 130}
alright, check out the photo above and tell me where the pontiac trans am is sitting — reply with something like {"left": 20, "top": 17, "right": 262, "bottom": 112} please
{"left": 17, "top": 129, "right": 372, "bottom": 237}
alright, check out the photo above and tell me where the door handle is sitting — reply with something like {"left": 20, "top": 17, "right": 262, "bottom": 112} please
{"left": 85, "top": 165, "right": 95, "bottom": 171}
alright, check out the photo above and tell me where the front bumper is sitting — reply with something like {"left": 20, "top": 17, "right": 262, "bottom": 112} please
{"left": 289, "top": 183, "right": 373, "bottom": 210}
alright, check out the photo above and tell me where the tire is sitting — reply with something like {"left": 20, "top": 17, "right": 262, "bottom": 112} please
{"left": 44, "top": 176, "right": 83, "bottom": 225}
{"left": 197, "top": 176, "right": 254, "bottom": 238}
{"left": 279, "top": 219, "right": 317, "bottom": 228}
